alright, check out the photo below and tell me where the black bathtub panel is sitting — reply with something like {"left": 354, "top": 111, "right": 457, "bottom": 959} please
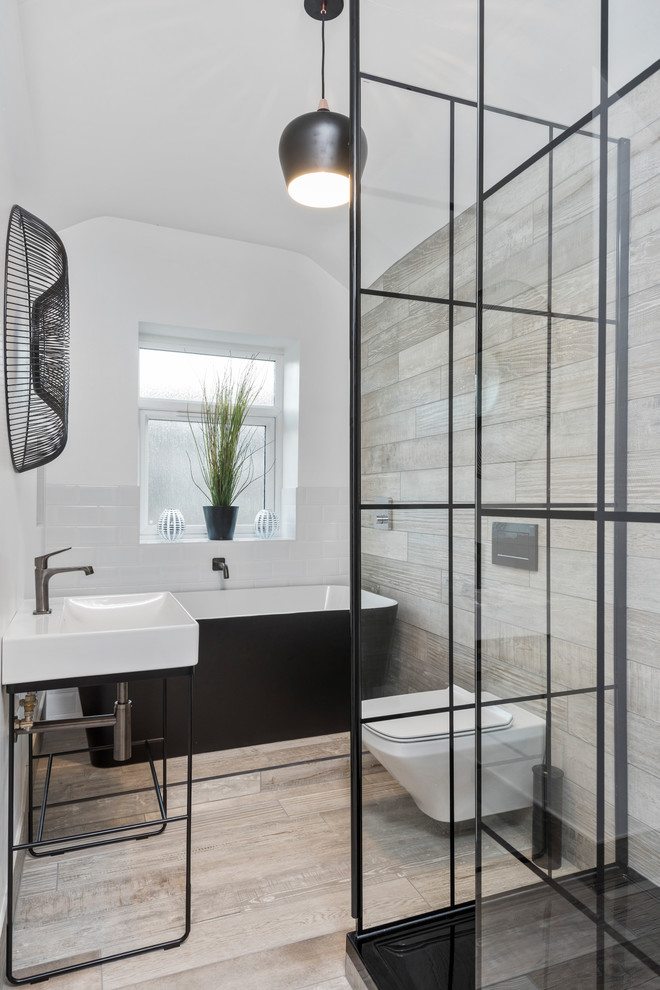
{"left": 80, "top": 602, "right": 397, "bottom": 764}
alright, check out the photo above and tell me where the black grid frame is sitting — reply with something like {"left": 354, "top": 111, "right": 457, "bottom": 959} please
{"left": 349, "top": 0, "right": 660, "bottom": 981}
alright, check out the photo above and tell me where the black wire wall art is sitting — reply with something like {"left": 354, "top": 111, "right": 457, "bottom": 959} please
{"left": 4, "top": 205, "right": 70, "bottom": 472}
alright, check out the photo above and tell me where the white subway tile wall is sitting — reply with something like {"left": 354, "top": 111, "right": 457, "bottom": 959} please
{"left": 41, "top": 484, "right": 349, "bottom": 597}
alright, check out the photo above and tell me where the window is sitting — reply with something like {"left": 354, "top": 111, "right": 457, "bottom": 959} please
{"left": 139, "top": 334, "right": 282, "bottom": 539}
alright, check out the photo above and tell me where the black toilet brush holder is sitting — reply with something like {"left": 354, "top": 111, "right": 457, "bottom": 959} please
{"left": 532, "top": 764, "right": 564, "bottom": 869}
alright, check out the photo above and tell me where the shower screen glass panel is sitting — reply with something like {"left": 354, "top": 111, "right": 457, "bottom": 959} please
{"left": 353, "top": 3, "right": 660, "bottom": 987}
{"left": 477, "top": 5, "right": 660, "bottom": 987}
{"left": 360, "top": 81, "right": 451, "bottom": 295}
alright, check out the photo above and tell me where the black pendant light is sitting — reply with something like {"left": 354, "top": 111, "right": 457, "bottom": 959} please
{"left": 279, "top": 0, "right": 367, "bottom": 208}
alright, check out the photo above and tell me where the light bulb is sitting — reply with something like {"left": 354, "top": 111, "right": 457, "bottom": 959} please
{"left": 287, "top": 171, "right": 350, "bottom": 208}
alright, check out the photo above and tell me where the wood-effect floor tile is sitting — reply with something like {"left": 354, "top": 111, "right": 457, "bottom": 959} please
{"left": 104, "top": 931, "right": 349, "bottom": 990}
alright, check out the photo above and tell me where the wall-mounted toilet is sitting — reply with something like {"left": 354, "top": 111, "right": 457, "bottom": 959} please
{"left": 362, "top": 684, "right": 546, "bottom": 823}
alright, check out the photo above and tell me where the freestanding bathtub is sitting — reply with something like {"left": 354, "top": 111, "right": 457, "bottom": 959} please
{"left": 80, "top": 584, "right": 397, "bottom": 764}
{"left": 362, "top": 684, "right": 545, "bottom": 822}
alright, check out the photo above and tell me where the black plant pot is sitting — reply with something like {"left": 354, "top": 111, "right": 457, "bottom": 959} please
{"left": 203, "top": 505, "right": 239, "bottom": 540}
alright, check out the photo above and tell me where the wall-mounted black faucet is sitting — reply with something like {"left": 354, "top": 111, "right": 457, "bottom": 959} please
{"left": 212, "top": 557, "right": 229, "bottom": 579}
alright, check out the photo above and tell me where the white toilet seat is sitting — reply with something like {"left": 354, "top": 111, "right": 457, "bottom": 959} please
{"left": 362, "top": 686, "right": 513, "bottom": 744}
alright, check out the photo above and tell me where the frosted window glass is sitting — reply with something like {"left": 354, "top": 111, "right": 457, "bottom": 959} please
{"left": 140, "top": 350, "right": 275, "bottom": 406}
{"left": 146, "top": 419, "right": 267, "bottom": 526}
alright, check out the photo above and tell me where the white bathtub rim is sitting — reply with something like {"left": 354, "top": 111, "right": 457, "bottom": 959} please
{"left": 173, "top": 584, "right": 396, "bottom": 620}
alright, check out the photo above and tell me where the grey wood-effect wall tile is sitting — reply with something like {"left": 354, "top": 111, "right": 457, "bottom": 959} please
{"left": 628, "top": 340, "right": 660, "bottom": 411}
{"left": 551, "top": 546, "right": 598, "bottom": 602}
{"left": 628, "top": 554, "right": 660, "bottom": 615}
{"left": 360, "top": 354, "right": 400, "bottom": 395}
{"left": 551, "top": 406, "right": 598, "bottom": 459}
{"left": 630, "top": 183, "right": 660, "bottom": 246}
{"left": 362, "top": 435, "right": 449, "bottom": 477}
{"left": 628, "top": 450, "right": 660, "bottom": 508}
{"left": 629, "top": 765, "right": 660, "bottom": 830}
{"left": 388, "top": 509, "right": 449, "bottom": 536}
{"left": 480, "top": 660, "right": 546, "bottom": 716}
{"left": 550, "top": 592, "right": 598, "bottom": 650}
{"left": 630, "top": 227, "right": 660, "bottom": 297}
{"left": 452, "top": 427, "right": 476, "bottom": 468}
{"left": 361, "top": 295, "right": 408, "bottom": 341}
{"left": 482, "top": 580, "right": 547, "bottom": 636}
{"left": 361, "top": 409, "right": 416, "bottom": 448}
{"left": 628, "top": 711, "right": 660, "bottom": 782}
{"left": 482, "top": 371, "right": 547, "bottom": 428}
{"left": 480, "top": 461, "right": 517, "bottom": 503}
{"left": 391, "top": 618, "right": 431, "bottom": 667}
{"left": 415, "top": 398, "right": 448, "bottom": 438}
{"left": 516, "top": 455, "right": 600, "bottom": 504}
{"left": 481, "top": 614, "right": 542, "bottom": 665}
{"left": 482, "top": 416, "right": 547, "bottom": 465}
{"left": 360, "top": 474, "right": 401, "bottom": 502}
{"left": 551, "top": 317, "right": 598, "bottom": 368}
{"left": 361, "top": 528, "right": 408, "bottom": 562}
{"left": 406, "top": 531, "right": 446, "bottom": 569}
{"left": 629, "top": 819, "right": 660, "bottom": 887}
{"left": 482, "top": 242, "right": 549, "bottom": 311}
{"left": 551, "top": 255, "right": 612, "bottom": 321}
{"left": 551, "top": 638, "right": 599, "bottom": 692}
{"left": 453, "top": 466, "right": 475, "bottom": 503}
{"left": 454, "top": 309, "right": 477, "bottom": 352}
{"left": 482, "top": 307, "right": 515, "bottom": 346}
{"left": 627, "top": 525, "right": 660, "bottom": 558}
{"left": 399, "top": 331, "right": 448, "bottom": 382}
{"left": 628, "top": 284, "right": 660, "bottom": 348}
{"left": 361, "top": 366, "right": 444, "bottom": 421}
{"left": 484, "top": 156, "right": 549, "bottom": 231}
{"left": 629, "top": 394, "right": 660, "bottom": 452}
{"left": 400, "top": 469, "right": 448, "bottom": 502}
{"left": 552, "top": 209, "right": 600, "bottom": 289}
{"left": 453, "top": 352, "right": 477, "bottom": 396}
{"left": 367, "top": 301, "right": 449, "bottom": 366}
{"left": 441, "top": 569, "right": 475, "bottom": 612}
{"left": 361, "top": 553, "right": 443, "bottom": 606}
{"left": 405, "top": 257, "right": 450, "bottom": 301}
{"left": 551, "top": 356, "right": 600, "bottom": 411}
{"left": 361, "top": 288, "right": 384, "bottom": 315}
{"left": 483, "top": 329, "right": 547, "bottom": 388}
{"left": 552, "top": 156, "right": 599, "bottom": 233}
{"left": 382, "top": 226, "right": 449, "bottom": 297}
{"left": 484, "top": 201, "right": 536, "bottom": 268}
{"left": 627, "top": 659, "right": 660, "bottom": 720}
{"left": 377, "top": 584, "right": 449, "bottom": 641}
{"left": 449, "top": 535, "right": 475, "bottom": 579}
{"left": 453, "top": 605, "right": 475, "bottom": 650}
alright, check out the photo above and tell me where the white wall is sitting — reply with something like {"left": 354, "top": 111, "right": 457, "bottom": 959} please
{"left": 42, "top": 218, "right": 351, "bottom": 597}
{"left": 0, "top": 0, "right": 40, "bottom": 941}
{"left": 48, "top": 217, "right": 349, "bottom": 489}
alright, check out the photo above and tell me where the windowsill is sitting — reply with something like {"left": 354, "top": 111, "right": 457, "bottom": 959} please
{"left": 140, "top": 534, "right": 294, "bottom": 545}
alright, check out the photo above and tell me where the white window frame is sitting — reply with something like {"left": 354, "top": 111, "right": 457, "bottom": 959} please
{"left": 138, "top": 333, "right": 283, "bottom": 540}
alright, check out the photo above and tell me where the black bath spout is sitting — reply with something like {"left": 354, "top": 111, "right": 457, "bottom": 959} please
{"left": 212, "top": 557, "right": 229, "bottom": 579}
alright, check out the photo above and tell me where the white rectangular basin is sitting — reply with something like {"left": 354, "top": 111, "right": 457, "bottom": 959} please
{"left": 2, "top": 592, "right": 199, "bottom": 687}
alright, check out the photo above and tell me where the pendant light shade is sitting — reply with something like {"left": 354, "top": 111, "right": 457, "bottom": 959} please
{"left": 279, "top": 0, "right": 367, "bottom": 208}
{"left": 279, "top": 108, "right": 367, "bottom": 208}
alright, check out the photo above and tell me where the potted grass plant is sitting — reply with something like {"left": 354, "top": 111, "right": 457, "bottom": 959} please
{"left": 189, "top": 360, "right": 262, "bottom": 540}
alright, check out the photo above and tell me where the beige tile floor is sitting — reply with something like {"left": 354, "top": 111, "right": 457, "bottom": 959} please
{"left": 5, "top": 732, "right": 565, "bottom": 989}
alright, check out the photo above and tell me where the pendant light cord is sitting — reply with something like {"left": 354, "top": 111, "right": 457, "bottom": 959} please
{"left": 321, "top": 16, "right": 326, "bottom": 100}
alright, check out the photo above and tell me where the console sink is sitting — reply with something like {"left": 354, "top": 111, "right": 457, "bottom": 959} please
{"left": 2, "top": 592, "right": 199, "bottom": 687}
